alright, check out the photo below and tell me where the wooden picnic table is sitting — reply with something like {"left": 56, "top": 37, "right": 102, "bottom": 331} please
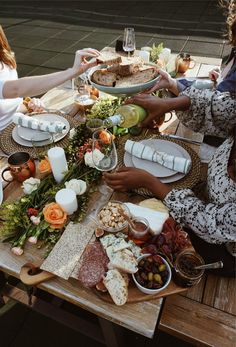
{"left": 1, "top": 53, "right": 235, "bottom": 347}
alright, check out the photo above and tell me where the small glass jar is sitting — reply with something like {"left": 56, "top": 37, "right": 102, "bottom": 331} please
{"left": 128, "top": 217, "right": 150, "bottom": 245}
{"left": 173, "top": 249, "right": 205, "bottom": 287}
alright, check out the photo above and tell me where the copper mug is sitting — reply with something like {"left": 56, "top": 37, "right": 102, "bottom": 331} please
{"left": 176, "top": 53, "right": 196, "bottom": 73}
{"left": 2, "top": 152, "right": 36, "bottom": 183}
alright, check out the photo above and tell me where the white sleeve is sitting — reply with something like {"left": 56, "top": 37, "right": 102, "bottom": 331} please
{"left": 0, "top": 80, "right": 4, "bottom": 99}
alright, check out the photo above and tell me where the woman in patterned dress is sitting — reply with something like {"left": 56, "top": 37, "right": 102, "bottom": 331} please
{"left": 104, "top": 89, "right": 236, "bottom": 277}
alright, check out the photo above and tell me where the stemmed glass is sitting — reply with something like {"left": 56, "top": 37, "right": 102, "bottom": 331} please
{"left": 123, "top": 27, "right": 136, "bottom": 59}
{"left": 91, "top": 129, "right": 118, "bottom": 195}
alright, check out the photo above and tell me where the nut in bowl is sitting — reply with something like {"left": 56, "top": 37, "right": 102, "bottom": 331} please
{"left": 97, "top": 201, "right": 130, "bottom": 233}
{"left": 132, "top": 254, "right": 171, "bottom": 294}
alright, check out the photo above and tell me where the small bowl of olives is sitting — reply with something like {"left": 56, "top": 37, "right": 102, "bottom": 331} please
{"left": 132, "top": 253, "right": 171, "bottom": 294}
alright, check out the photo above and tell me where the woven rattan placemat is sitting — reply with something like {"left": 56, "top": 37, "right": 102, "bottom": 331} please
{"left": 0, "top": 115, "right": 80, "bottom": 157}
{"left": 117, "top": 134, "right": 202, "bottom": 197}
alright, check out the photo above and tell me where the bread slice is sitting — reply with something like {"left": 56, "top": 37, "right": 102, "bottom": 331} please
{"left": 103, "top": 269, "right": 128, "bottom": 306}
{"left": 110, "top": 249, "right": 138, "bottom": 274}
{"left": 91, "top": 69, "right": 117, "bottom": 87}
{"left": 116, "top": 66, "right": 158, "bottom": 87}
{"left": 97, "top": 52, "right": 122, "bottom": 66}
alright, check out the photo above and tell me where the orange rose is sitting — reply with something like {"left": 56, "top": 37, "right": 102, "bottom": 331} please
{"left": 99, "top": 130, "right": 115, "bottom": 144}
{"left": 39, "top": 157, "right": 52, "bottom": 175}
{"left": 43, "top": 202, "right": 67, "bottom": 229}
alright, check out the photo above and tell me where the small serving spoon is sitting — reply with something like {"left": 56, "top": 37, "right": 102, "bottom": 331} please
{"left": 118, "top": 208, "right": 136, "bottom": 229}
{"left": 194, "top": 261, "right": 223, "bottom": 270}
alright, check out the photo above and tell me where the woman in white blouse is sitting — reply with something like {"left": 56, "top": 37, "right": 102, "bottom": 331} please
{"left": 104, "top": 89, "right": 236, "bottom": 277}
{"left": 0, "top": 25, "right": 99, "bottom": 130}
{"left": 0, "top": 25, "right": 45, "bottom": 131}
{"left": 0, "top": 48, "right": 98, "bottom": 99}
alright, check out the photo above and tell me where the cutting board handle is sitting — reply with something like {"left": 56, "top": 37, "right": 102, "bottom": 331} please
{"left": 20, "top": 262, "right": 55, "bottom": 286}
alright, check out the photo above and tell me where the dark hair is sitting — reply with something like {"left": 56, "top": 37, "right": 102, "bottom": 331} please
{"left": 219, "top": 0, "right": 236, "bottom": 45}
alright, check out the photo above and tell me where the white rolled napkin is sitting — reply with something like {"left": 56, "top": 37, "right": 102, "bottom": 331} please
{"left": 125, "top": 140, "right": 191, "bottom": 174}
{"left": 124, "top": 203, "right": 169, "bottom": 235}
{"left": 13, "top": 113, "right": 66, "bottom": 133}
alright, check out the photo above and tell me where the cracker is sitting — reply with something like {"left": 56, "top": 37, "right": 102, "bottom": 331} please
{"left": 41, "top": 222, "right": 94, "bottom": 280}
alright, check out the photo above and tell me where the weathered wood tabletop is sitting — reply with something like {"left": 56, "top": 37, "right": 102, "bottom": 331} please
{"left": 0, "top": 53, "right": 226, "bottom": 343}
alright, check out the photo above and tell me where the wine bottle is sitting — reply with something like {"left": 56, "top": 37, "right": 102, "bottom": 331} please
{"left": 103, "top": 104, "right": 147, "bottom": 128}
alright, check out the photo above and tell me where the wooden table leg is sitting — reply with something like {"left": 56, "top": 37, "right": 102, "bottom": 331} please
{"left": 98, "top": 317, "right": 126, "bottom": 347}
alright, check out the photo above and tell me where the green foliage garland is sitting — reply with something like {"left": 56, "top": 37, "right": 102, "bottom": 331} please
{"left": 0, "top": 124, "right": 101, "bottom": 254}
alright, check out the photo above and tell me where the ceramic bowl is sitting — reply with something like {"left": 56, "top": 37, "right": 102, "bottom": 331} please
{"left": 132, "top": 253, "right": 171, "bottom": 294}
{"left": 88, "top": 64, "right": 160, "bottom": 96}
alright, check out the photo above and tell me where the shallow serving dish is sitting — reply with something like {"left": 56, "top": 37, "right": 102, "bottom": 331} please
{"left": 96, "top": 200, "right": 130, "bottom": 233}
{"left": 132, "top": 253, "right": 171, "bottom": 294}
{"left": 88, "top": 64, "right": 160, "bottom": 96}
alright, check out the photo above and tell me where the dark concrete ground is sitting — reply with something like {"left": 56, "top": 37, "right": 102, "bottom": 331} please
{"left": 0, "top": 0, "right": 229, "bottom": 78}
{"left": 0, "top": 1, "right": 227, "bottom": 346}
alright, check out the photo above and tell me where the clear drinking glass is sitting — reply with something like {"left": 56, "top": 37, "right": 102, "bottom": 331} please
{"left": 123, "top": 27, "right": 136, "bottom": 59}
{"left": 92, "top": 129, "right": 117, "bottom": 172}
{"left": 91, "top": 129, "right": 118, "bottom": 195}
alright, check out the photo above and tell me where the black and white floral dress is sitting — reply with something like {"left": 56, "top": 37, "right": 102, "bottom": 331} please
{"left": 164, "top": 88, "right": 236, "bottom": 256}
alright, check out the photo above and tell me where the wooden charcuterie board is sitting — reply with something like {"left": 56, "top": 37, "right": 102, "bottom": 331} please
{"left": 94, "top": 278, "right": 187, "bottom": 303}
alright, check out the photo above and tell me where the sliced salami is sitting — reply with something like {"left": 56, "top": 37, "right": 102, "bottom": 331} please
{"left": 78, "top": 260, "right": 106, "bottom": 288}
{"left": 78, "top": 241, "right": 109, "bottom": 288}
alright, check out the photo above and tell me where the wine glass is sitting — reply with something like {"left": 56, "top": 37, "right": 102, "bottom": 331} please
{"left": 123, "top": 28, "right": 136, "bottom": 59}
{"left": 92, "top": 129, "right": 118, "bottom": 195}
{"left": 74, "top": 80, "right": 90, "bottom": 122}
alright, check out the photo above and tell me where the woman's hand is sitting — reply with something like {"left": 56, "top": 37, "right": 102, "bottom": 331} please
{"left": 19, "top": 97, "right": 45, "bottom": 113}
{"left": 126, "top": 94, "right": 168, "bottom": 127}
{"left": 27, "top": 98, "right": 45, "bottom": 112}
{"left": 103, "top": 167, "right": 171, "bottom": 199}
{"left": 144, "top": 69, "right": 179, "bottom": 95}
{"left": 72, "top": 48, "right": 100, "bottom": 75}
{"left": 208, "top": 68, "right": 220, "bottom": 81}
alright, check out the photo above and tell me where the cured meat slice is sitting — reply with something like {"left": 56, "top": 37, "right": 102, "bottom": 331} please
{"left": 78, "top": 261, "right": 106, "bottom": 288}
{"left": 78, "top": 241, "right": 109, "bottom": 288}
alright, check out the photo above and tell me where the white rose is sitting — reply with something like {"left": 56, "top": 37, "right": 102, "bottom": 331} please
{"left": 22, "top": 177, "right": 41, "bottom": 195}
{"left": 84, "top": 151, "right": 94, "bottom": 168}
{"left": 65, "top": 179, "right": 87, "bottom": 195}
{"left": 84, "top": 148, "right": 104, "bottom": 168}
{"left": 69, "top": 128, "right": 76, "bottom": 139}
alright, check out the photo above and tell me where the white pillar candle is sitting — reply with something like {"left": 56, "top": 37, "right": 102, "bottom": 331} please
{"left": 47, "top": 147, "right": 68, "bottom": 183}
{"left": 139, "top": 50, "right": 150, "bottom": 63}
{"left": 55, "top": 188, "right": 78, "bottom": 215}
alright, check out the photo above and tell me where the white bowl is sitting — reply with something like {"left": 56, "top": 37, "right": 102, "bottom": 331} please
{"left": 132, "top": 253, "right": 171, "bottom": 295}
{"left": 88, "top": 64, "right": 160, "bottom": 97}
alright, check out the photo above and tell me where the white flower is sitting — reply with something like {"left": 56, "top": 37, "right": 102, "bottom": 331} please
{"left": 159, "top": 48, "right": 171, "bottom": 65}
{"left": 11, "top": 247, "right": 24, "bottom": 256}
{"left": 30, "top": 216, "right": 41, "bottom": 225}
{"left": 84, "top": 149, "right": 104, "bottom": 168}
{"left": 22, "top": 177, "right": 40, "bottom": 195}
{"left": 69, "top": 128, "right": 76, "bottom": 139}
{"left": 65, "top": 179, "right": 87, "bottom": 195}
{"left": 28, "top": 236, "right": 38, "bottom": 244}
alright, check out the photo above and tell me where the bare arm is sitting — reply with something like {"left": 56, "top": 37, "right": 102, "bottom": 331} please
{"left": 2, "top": 48, "right": 99, "bottom": 98}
